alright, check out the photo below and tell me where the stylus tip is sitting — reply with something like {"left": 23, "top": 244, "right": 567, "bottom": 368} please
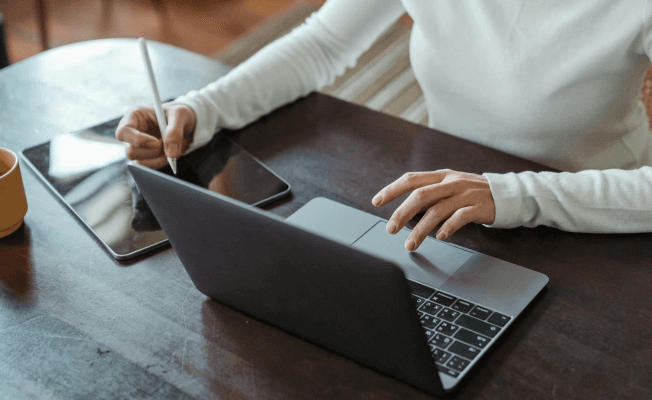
{"left": 168, "top": 157, "right": 177, "bottom": 175}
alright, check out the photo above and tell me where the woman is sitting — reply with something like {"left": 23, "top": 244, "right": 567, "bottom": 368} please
{"left": 116, "top": 0, "right": 652, "bottom": 251}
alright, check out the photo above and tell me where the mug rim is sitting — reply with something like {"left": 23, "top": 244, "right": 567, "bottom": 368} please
{"left": 0, "top": 148, "right": 18, "bottom": 180}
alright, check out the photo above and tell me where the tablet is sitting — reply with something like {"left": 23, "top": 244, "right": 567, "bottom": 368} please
{"left": 20, "top": 117, "right": 291, "bottom": 260}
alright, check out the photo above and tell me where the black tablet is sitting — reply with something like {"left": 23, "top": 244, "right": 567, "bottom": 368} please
{"left": 20, "top": 117, "right": 291, "bottom": 260}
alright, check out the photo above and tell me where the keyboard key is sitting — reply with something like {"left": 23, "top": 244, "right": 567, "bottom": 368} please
{"left": 430, "top": 346, "right": 452, "bottom": 364}
{"left": 446, "top": 356, "right": 470, "bottom": 372}
{"left": 448, "top": 341, "right": 480, "bottom": 360}
{"left": 420, "top": 314, "right": 440, "bottom": 330}
{"left": 470, "top": 306, "right": 492, "bottom": 320}
{"left": 417, "top": 311, "right": 424, "bottom": 319}
{"left": 431, "top": 291, "right": 457, "bottom": 307}
{"left": 424, "top": 329, "right": 435, "bottom": 341}
{"left": 454, "top": 328, "right": 490, "bottom": 349}
{"left": 436, "top": 321, "right": 459, "bottom": 336}
{"left": 437, "top": 364, "right": 460, "bottom": 378}
{"left": 456, "top": 315, "right": 500, "bottom": 338}
{"left": 407, "top": 280, "right": 436, "bottom": 299}
{"left": 419, "top": 301, "right": 442, "bottom": 316}
{"left": 429, "top": 333, "right": 453, "bottom": 349}
{"left": 487, "top": 312, "right": 511, "bottom": 327}
{"left": 452, "top": 299, "right": 475, "bottom": 313}
{"left": 437, "top": 308, "right": 461, "bottom": 322}
{"left": 411, "top": 295, "right": 425, "bottom": 307}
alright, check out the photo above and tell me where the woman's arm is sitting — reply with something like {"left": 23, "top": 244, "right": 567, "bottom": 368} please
{"left": 170, "top": 0, "right": 406, "bottom": 153}
{"left": 371, "top": 166, "right": 652, "bottom": 252}
{"left": 485, "top": 167, "right": 652, "bottom": 232}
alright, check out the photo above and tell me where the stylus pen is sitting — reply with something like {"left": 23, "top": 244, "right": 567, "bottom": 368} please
{"left": 138, "top": 37, "right": 177, "bottom": 175}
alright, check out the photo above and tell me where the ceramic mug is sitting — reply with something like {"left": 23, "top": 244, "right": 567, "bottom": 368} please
{"left": 0, "top": 148, "right": 28, "bottom": 238}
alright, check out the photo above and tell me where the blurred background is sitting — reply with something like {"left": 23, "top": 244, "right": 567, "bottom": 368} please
{"left": 2, "top": 0, "right": 652, "bottom": 129}
{"left": 0, "top": 0, "right": 324, "bottom": 64}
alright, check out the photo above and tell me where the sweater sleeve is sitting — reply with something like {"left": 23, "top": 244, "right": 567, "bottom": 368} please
{"left": 483, "top": 167, "right": 652, "bottom": 232}
{"left": 483, "top": 0, "right": 652, "bottom": 233}
{"left": 168, "top": 0, "right": 405, "bottom": 153}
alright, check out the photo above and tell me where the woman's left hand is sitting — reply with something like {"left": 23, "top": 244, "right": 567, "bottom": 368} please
{"left": 372, "top": 169, "right": 496, "bottom": 251}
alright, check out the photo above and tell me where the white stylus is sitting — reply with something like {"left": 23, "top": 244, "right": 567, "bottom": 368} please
{"left": 138, "top": 37, "right": 177, "bottom": 174}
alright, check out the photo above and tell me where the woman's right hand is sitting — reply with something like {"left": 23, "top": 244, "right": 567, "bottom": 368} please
{"left": 115, "top": 105, "right": 197, "bottom": 170}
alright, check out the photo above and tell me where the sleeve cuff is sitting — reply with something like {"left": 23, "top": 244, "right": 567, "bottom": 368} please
{"left": 482, "top": 172, "right": 526, "bottom": 229}
{"left": 164, "top": 94, "right": 219, "bottom": 155}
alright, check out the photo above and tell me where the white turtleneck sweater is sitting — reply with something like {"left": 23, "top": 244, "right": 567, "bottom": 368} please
{"left": 170, "top": 0, "right": 652, "bottom": 233}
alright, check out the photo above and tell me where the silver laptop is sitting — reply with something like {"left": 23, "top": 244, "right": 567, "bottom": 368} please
{"left": 127, "top": 163, "right": 548, "bottom": 396}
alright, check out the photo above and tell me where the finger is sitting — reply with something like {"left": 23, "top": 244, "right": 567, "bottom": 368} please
{"left": 405, "top": 199, "right": 460, "bottom": 251}
{"left": 162, "top": 106, "right": 195, "bottom": 158}
{"left": 123, "top": 139, "right": 163, "bottom": 160}
{"left": 116, "top": 107, "right": 160, "bottom": 139}
{"left": 119, "top": 126, "right": 163, "bottom": 160}
{"left": 386, "top": 183, "right": 456, "bottom": 234}
{"left": 373, "top": 170, "right": 450, "bottom": 207}
{"left": 116, "top": 108, "right": 162, "bottom": 158}
{"left": 436, "top": 206, "right": 477, "bottom": 240}
{"left": 115, "top": 109, "right": 140, "bottom": 139}
{"left": 135, "top": 156, "right": 169, "bottom": 170}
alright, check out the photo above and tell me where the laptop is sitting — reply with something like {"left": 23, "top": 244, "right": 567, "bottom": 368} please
{"left": 127, "top": 162, "right": 548, "bottom": 396}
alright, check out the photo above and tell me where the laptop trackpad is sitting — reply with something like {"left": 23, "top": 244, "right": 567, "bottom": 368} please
{"left": 352, "top": 222, "right": 473, "bottom": 288}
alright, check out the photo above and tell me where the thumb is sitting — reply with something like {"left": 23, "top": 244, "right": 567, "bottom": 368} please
{"left": 162, "top": 105, "right": 196, "bottom": 158}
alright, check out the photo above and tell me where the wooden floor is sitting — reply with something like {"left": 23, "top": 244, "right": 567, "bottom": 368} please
{"left": 0, "top": 0, "right": 325, "bottom": 64}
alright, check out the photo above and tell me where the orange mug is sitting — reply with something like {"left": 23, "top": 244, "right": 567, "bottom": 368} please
{"left": 0, "top": 148, "right": 28, "bottom": 238}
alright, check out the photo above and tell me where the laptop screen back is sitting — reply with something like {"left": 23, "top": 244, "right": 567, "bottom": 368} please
{"left": 127, "top": 163, "right": 446, "bottom": 396}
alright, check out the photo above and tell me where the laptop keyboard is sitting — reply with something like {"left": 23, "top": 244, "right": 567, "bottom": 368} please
{"left": 407, "top": 280, "right": 511, "bottom": 378}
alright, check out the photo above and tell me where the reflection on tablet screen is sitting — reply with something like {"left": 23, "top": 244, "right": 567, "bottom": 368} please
{"left": 21, "top": 117, "right": 291, "bottom": 260}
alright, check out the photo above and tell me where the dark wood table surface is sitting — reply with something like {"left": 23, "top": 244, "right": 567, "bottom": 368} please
{"left": 1, "top": 39, "right": 651, "bottom": 400}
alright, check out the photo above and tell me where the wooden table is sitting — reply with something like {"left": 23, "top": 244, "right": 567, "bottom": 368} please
{"left": 1, "top": 39, "right": 651, "bottom": 399}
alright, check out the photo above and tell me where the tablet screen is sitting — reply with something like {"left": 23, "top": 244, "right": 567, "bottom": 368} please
{"left": 21, "top": 117, "right": 291, "bottom": 260}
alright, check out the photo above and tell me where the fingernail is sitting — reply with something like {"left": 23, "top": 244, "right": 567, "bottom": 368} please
{"left": 167, "top": 143, "right": 180, "bottom": 157}
{"left": 406, "top": 239, "right": 416, "bottom": 251}
{"left": 386, "top": 221, "right": 397, "bottom": 234}
{"left": 437, "top": 231, "right": 447, "bottom": 240}
{"left": 372, "top": 194, "right": 383, "bottom": 206}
